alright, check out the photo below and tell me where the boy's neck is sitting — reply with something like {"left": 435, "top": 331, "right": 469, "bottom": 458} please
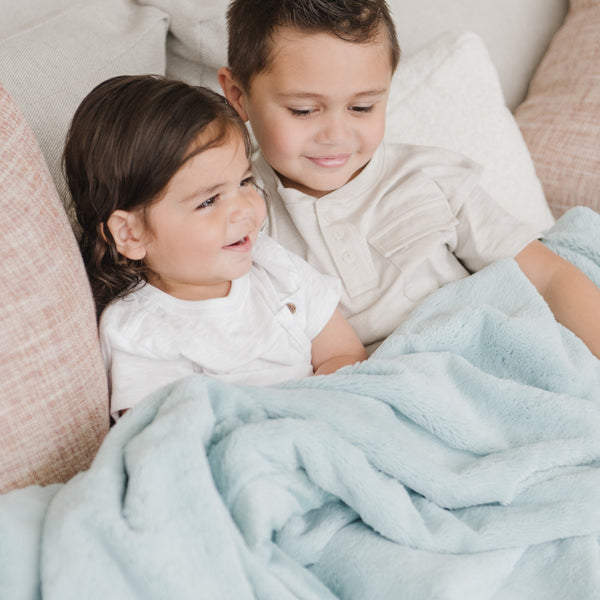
{"left": 275, "top": 159, "right": 372, "bottom": 198}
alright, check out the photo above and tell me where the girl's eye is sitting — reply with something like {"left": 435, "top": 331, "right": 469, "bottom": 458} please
{"left": 195, "top": 196, "right": 217, "bottom": 210}
{"left": 350, "top": 105, "right": 374, "bottom": 113}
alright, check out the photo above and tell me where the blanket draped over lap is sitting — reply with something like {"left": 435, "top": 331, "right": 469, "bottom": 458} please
{"left": 2, "top": 207, "right": 600, "bottom": 600}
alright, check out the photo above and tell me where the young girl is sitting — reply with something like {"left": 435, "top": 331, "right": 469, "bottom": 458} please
{"left": 64, "top": 75, "right": 367, "bottom": 419}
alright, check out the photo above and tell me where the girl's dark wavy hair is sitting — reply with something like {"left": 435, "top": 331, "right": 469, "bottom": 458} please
{"left": 63, "top": 75, "right": 252, "bottom": 319}
{"left": 226, "top": 0, "right": 400, "bottom": 91}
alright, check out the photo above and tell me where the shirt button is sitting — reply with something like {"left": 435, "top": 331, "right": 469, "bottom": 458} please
{"left": 342, "top": 251, "right": 355, "bottom": 264}
{"left": 333, "top": 228, "right": 345, "bottom": 240}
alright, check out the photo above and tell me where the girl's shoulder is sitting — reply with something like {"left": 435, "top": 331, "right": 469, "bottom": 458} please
{"left": 251, "top": 233, "right": 340, "bottom": 304}
{"left": 98, "top": 286, "right": 152, "bottom": 349}
{"left": 252, "top": 233, "right": 322, "bottom": 288}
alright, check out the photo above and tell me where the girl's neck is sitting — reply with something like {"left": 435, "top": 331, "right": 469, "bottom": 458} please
{"left": 148, "top": 277, "right": 232, "bottom": 301}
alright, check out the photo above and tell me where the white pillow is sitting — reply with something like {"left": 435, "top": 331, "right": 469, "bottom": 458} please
{"left": 0, "top": 0, "right": 169, "bottom": 214}
{"left": 0, "top": 0, "right": 85, "bottom": 37}
{"left": 138, "top": 0, "right": 227, "bottom": 90}
{"left": 385, "top": 32, "right": 555, "bottom": 231}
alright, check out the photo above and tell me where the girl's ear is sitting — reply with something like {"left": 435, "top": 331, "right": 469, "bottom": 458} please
{"left": 106, "top": 209, "right": 147, "bottom": 261}
{"left": 218, "top": 67, "right": 249, "bottom": 122}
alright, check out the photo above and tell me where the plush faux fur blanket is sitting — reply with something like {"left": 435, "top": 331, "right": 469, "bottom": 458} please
{"left": 2, "top": 207, "right": 600, "bottom": 600}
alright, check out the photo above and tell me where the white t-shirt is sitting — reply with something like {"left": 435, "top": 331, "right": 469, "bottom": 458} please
{"left": 255, "top": 142, "right": 540, "bottom": 350}
{"left": 100, "top": 234, "right": 341, "bottom": 418}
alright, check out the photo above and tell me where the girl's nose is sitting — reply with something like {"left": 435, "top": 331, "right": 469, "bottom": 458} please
{"left": 229, "top": 190, "right": 256, "bottom": 222}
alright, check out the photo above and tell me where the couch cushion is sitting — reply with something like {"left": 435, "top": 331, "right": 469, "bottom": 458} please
{"left": 515, "top": 0, "right": 600, "bottom": 218}
{"left": 0, "top": 0, "right": 169, "bottom": 221}
{"left": 387, "top": 0, "right": 568, "bottom": 110}
{"left": 0, "top": 84, "right": 109, "bottom": 493}
{"left": 384, "top": 32, "right": 555, "bottom": 231}
{"left": 0, "top": 0, "right": 83, "bottom": 37}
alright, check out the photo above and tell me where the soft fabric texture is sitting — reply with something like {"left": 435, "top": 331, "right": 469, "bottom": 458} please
{"left": 0, "top": 0, "right": 169, "bottom": 219}
{"left": 1, "top": 207, "right": 599, "bottom": 599}
{"left": 257, "top": 143, "right": 539, "bottom": 348}
{"left": 0, "top": 85, "right": 109, "bottom": 493}
{"left": 515, "top": 0, "right": 600, "bottom": 218}
{"left": 102, "top": 234, "right": 341, "bottom": 417}
{"left": 139, "top": 0, "right": 567, "bottom": 109}
{"left": 0, "top": 0, "right": 92, "bottom": 37}
{"left": 384, "top": 32, "right": 555, "bottom": 231}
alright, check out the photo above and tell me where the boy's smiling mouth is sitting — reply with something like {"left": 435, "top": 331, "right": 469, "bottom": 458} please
{"left": 306, "top": 154, "right": 351, "bottom": 168}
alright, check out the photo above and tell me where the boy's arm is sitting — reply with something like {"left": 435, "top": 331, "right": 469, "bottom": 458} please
{"left": 311, "top": 309, "right": 368, "bottom": 375}
{"left": 515, "top": 240, "right": 600, "bottom": 360}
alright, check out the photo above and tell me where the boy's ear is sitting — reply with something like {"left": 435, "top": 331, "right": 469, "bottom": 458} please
{"left": 218, "top": 67, "right": 249, "bottom": 122}
{"left": 106, "top": 209, "right": 148, "bottom": 261}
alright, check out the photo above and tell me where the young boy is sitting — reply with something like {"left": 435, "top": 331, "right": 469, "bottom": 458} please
{"left": 218, "top": 0, "right": 600, "bottom": 358}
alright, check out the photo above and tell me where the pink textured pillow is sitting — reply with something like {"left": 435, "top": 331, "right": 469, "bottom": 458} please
{"left": 515, "top": 0, "right": 600, "bottom": 218}
{"left": 0, "top": 84, "right": 109, "bottom": 492}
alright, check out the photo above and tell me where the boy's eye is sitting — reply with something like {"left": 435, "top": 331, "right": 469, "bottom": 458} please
{"left": 350, "top": 105, "right": 374, "bottom": 113}
{"left": 240, "top": 176, "right": 256, "bottom": 188}
{"left": 195, "top": 196, "right": 217, "bottom": 210}
{"left": 287, "top": 107, "right": 315, "bottom": 117}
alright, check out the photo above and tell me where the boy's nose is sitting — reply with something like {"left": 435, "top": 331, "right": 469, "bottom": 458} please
{"left": 316, "top": 113, "right": 348, "bottom": 145}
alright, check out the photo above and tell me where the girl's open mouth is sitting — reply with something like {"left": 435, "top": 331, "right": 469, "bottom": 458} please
{"left": 224, "top": 236, "right": 251, "bottom": 251}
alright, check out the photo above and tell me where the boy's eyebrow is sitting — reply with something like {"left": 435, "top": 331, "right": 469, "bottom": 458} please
{"left": 276, "top": 88, "right": 388, "bottom": 100}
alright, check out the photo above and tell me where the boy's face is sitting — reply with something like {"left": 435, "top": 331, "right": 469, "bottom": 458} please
{"left": 220, "top": 27, "right": 393, "bottom": 197}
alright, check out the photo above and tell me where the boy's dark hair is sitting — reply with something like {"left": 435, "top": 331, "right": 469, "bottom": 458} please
{"left": 226, "top": 0, "right": 400, "bottom": 91}
{"left": 63, "top": 75, "right": 252, "bottom": 318}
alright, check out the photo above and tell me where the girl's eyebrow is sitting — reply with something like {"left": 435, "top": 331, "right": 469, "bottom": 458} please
{"left": 179, "top": 182, "right": 223, "bottom": 204}
{"left": 180, "top": 183, "right": 221, "bottom": 203}
{"left": 179, "top": 166, "right": 253, "bottom": 204}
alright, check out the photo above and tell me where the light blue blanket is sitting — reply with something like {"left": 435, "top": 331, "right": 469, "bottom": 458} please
{"left": 3, "top": 207, "right": 600, "bottom": 600}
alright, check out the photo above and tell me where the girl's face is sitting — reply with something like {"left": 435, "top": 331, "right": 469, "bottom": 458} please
{"left": 138, "top": 132, "right": 266, "bottom": 300}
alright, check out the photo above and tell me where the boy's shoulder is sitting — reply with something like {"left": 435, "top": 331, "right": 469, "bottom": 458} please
{"left": 379, "top": 142, "right": 482, "bottom": 178}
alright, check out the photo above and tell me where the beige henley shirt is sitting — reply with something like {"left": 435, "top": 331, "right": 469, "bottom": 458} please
{"left": 256, "top": 143, "right": 539, "bottom": 350}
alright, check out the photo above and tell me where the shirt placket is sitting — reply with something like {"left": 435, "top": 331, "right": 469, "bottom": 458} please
{"left": 315, "top": 201, "right": 379, "bottom": 298}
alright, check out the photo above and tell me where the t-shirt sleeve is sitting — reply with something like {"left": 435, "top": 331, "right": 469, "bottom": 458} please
{"left": 421, "top": 149, "right": 541, "bottom": 273}
{"left": 450, "top": 182, "right": 541, "bottom": 273}
{"left": 286, "top": 249, "right": 342, "bottom": 340}
{"left": 253, "top": 233, "right": 342, "bottom": 341}
{"left": 100, "top": 306, "right": 195, "bottom": 420}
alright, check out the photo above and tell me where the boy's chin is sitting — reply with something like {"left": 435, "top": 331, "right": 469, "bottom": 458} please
{"left": 278, "top": 169, "right": 363, "bottom": 198}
